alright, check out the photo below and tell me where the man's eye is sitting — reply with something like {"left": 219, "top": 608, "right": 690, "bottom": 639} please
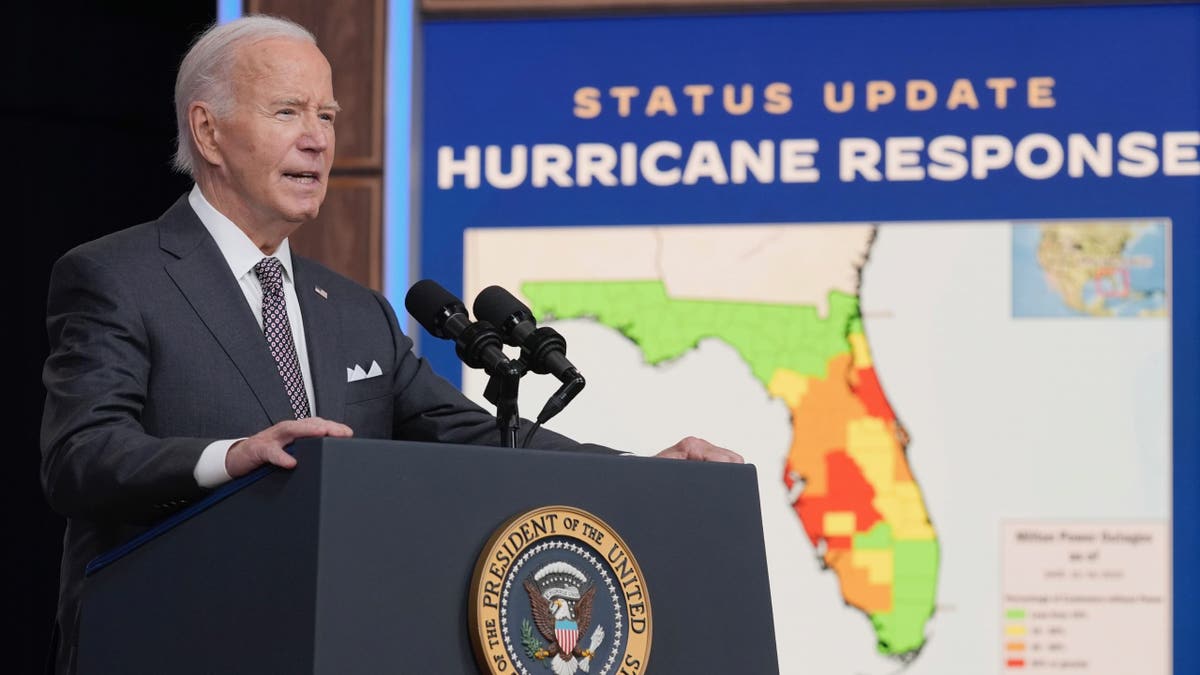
{"left": 276, "top": 109, "right": 295, "bottom": 117}
{"left": 320, "top": 113, "right": 336, "bottom": 123}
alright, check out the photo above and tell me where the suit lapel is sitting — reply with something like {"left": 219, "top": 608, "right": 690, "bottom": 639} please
{"left": 294, "top": 259, "right": 346, "bottom": 422}
{"left": 158, "top": 197, "right": 296, "bottom": 426}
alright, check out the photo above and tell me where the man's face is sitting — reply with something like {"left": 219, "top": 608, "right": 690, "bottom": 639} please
{"left": 214, "top": 38, "right": 338, "bottom": 233}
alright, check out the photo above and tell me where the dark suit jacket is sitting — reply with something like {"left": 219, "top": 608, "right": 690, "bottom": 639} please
{"left": 40, "top": 195, "right": 605, "bottom": 674}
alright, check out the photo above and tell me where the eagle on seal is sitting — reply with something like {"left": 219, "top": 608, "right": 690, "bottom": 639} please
{"left": 524, "top": 566, "right": 605, "bottom": 675}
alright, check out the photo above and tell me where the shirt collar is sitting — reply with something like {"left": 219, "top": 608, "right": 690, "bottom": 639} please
{"left": 188, "top": 184, "right": 294, "bottom": 283}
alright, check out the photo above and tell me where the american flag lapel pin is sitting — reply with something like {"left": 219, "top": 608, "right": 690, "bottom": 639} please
{"left": 315, "top": 286, "right": 328, "bottom": 299}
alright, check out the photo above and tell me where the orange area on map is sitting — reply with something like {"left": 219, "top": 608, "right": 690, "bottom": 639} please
{"left": 825, "top": 548, "right": 893, "bottom": 613}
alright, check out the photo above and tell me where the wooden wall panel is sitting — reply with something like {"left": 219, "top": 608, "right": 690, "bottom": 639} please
{"left": 250, "top": 0, "right": 385, "bottom": 169}
{"left": 291, "top": 177, "right": 382, "bottom": 290}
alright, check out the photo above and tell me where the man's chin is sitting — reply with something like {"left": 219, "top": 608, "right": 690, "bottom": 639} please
{"left": 288, "top": 208, "right": 320, "bottom": 224}
{"left": 281, "top": 197, "right": 325, "bottom": 223}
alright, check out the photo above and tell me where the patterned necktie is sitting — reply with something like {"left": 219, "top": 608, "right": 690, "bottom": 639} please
{"left": 253, "top": 256, "right": 311, "bottom": 419}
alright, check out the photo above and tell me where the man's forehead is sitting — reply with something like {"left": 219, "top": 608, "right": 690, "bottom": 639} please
{"left": 230, "top": 37, "right": 335, "bottom": 100}
{"left": 232, "top": 38, "right": 331, "bottom": 82}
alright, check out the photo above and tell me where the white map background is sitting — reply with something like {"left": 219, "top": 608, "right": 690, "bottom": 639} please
{"left": 459, "top": 222, "right": 1171, "bottom": 674}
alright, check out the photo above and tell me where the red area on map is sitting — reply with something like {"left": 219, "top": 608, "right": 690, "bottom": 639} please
{"left": 794, "top": 450, "right": 883, "bottom": 549}
{"left": 852, "top": 367, "right": 896, "bottom": 421}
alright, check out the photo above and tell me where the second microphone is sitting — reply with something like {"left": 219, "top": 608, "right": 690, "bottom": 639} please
{"left": 472, "top": 285, "right": 583, "bottom": 385}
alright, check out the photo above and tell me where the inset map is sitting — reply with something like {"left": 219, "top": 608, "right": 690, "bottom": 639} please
{"left": 1012, "top": 221, "right": 1169, "bottom": 318}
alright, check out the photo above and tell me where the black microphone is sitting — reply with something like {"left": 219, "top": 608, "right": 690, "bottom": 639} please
{"left": 404, "top": 279, "right": 517, "bottom": 378}
{"left": 473, "top": 285, "right": 581, "bottom": 384}
{"left": 473, "top": 285, "right": 585, "bottom": 425}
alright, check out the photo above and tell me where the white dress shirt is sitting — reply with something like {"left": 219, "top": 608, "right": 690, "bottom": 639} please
{"left": 187, "top": 185, "right": 317, "bottom": 488}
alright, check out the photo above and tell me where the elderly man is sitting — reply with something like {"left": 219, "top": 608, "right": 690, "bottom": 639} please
{"left": 40, "top": 15, "right": 738, "bottom": 674}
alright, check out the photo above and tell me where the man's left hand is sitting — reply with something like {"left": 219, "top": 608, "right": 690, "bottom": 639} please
{"left": 655, "top": 436, "right": 744, "bottom": 463}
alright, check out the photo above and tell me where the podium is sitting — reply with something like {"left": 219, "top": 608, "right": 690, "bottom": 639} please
{"left": 78, "top": 438, "right": 779, "bottom": 673}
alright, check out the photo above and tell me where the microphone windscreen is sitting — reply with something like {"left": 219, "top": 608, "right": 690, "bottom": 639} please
{"left": 473, "top": 285, "right": 530, "bottom": 327}
{"left": 404, "top": 279, "right": 462, "bottom": 338}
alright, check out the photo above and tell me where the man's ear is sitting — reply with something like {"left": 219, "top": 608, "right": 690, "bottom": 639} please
{"left": 188, "top": 102, "right": 223, "bottom": 167}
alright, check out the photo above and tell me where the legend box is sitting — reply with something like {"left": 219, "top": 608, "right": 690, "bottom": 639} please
{"left": 1001, "top": 521, "right": 1169, "bottom": 674}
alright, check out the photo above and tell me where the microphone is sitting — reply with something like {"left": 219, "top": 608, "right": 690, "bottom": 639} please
{"left": 473, "top": 285, "right": 581, "bottom": 384}
{"left": 404, "top": 279, "right": 517, "bottom": 378}
{"left": 473, "top": 285, "right": 585, "bottom": 425}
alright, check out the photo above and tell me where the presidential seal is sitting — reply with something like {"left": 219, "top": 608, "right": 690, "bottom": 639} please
{"left": 469, "top": 506, "right": 652, "bottom": 675}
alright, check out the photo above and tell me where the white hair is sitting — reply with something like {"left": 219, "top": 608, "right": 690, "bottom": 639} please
{"left": 172, "top": 15, "right": 317, "bottom": 176}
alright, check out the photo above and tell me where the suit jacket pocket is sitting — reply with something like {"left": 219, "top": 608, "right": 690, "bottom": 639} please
{"left": 346, "top": 373, "right": 393, "bottom": 404}
{"left": 345, "top": 386, "right": 394, "bottom": 439}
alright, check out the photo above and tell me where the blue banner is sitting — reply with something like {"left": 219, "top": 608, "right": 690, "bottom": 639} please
{"left": 419, "top": 6, "right": 1197, "bottom": 673}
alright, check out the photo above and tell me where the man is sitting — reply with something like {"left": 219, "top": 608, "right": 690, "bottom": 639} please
{"left": 40, "top": 15, "right": 739, "bottom": 674}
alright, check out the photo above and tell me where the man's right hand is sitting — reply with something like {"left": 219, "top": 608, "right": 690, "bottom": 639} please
{"left": 225, "top": 417, "right": 354, "bottom": 478}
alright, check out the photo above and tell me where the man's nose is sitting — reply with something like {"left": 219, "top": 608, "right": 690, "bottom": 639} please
{"left": 298, "top": 114, "right": 331, "bottom": 152}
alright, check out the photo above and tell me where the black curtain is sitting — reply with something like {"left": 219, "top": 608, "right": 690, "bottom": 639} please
{"left": 7, "top": 3, "right": 215, "bottom": 670}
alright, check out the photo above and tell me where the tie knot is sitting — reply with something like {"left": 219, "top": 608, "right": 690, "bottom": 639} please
{"left": 254, "top": 257, "right": 284, "bottom": 291}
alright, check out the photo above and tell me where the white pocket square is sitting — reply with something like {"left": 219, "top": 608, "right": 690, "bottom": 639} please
{"left": 347, "top": 360, "right": 383, "bottom": 382}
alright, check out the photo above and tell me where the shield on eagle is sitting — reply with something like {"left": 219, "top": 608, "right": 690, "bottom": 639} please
{"left": 556, "top": 620, "right": 578, "bottom": 654}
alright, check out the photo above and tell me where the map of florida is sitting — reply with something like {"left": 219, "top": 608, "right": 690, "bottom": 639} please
{"left": 522, "top": 280, "right": 939, "bottom": 658}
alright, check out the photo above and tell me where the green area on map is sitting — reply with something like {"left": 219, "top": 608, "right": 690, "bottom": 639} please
{"left": 522, "top": 280, "right": 859, "bottom": 384}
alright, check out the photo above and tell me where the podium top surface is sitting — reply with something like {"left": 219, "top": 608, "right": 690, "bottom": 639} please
{"left": 86, "top": 437, "right": 758, "bottom": 576}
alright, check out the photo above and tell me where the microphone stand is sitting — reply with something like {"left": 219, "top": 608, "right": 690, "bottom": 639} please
{"left": 483, "top": 360, "right": 528, "bottom": 448}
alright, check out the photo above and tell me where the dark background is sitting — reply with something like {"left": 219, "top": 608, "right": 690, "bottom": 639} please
{"left": 9, "top": 3, "right": 214, "bottom": 671}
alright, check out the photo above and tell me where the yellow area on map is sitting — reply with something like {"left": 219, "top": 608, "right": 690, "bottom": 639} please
{"left": 768, "top": 368, "right": 809, "bottom": 409}
{"left": 824, "top": 511, "right": 858, "bottom": 537}
{"left": 851, "top": 549, "right": 895, "bottom": 585}
{"left": 848, "top": 332, "right": 873, "bottom": 369}
{"left": 875, "top": 484, "right": 938, "bottom": 541}
{"left": 846, "top": 411, "right": 937, "bottom": 541}
{"left": 846, "top": 418, "right": 895, "bottom": 487}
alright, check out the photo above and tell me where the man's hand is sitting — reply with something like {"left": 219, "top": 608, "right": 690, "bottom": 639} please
{"left": 225, "top": 417, "right": 354, "bottom": 478}
{"left": 654, "top": 436, "right": 744, "bottom": 463}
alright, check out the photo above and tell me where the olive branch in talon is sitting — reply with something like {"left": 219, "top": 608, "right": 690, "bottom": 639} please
{"left": 522, "top": 619, "right": 550, "bottom": 664}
